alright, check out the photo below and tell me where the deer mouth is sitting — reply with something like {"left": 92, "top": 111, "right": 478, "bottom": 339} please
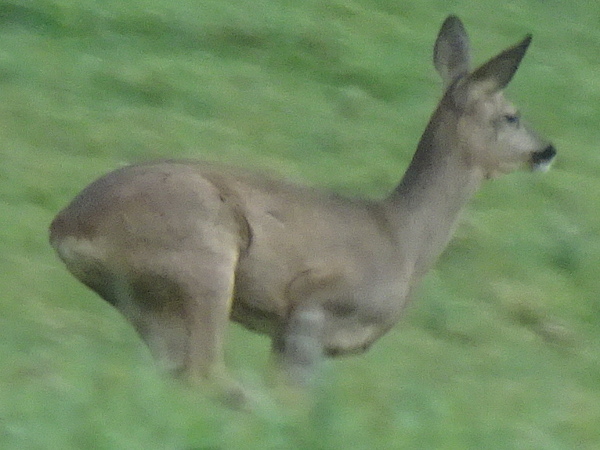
{"left": 531, "top": 145, "right": 557, "bottom": 172}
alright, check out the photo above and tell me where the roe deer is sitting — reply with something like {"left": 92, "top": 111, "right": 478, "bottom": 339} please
{"left": 49, "top": 16, "right": 556, "bottom": 404}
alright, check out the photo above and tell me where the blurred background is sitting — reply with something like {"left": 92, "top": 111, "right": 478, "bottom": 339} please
{"left": 1, "top": 0, "right": 598, "bottom": 448}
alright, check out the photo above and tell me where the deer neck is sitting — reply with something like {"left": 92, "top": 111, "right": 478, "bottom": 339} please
{"left": 384, "top": 106, "right": 485, "bottom": 277}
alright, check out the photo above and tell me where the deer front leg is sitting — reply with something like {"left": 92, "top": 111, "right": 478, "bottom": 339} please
{"left": 272, "top": 303, "right": 326, "bottom": 388}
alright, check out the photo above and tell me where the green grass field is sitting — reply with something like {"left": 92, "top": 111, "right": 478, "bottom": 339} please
{"left": 1, "top": 0, "right": 599, "bottom": 448}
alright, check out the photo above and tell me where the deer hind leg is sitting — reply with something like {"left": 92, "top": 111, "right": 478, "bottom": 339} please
{"left": 117, "top": 248, "right": 245, "bottom": 406}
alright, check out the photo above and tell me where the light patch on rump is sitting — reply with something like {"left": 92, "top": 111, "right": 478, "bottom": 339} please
{"left": 51, "top": 235, "right": 108, "bottom": 277}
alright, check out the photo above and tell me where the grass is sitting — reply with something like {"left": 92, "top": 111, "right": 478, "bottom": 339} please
{"left": 1, "top": 0, "right": 599, "bottom": 448}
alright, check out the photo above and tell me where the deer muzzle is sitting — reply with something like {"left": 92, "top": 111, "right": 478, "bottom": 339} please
{"left": 531, "top": 144, "right": 557, "bottom": 172}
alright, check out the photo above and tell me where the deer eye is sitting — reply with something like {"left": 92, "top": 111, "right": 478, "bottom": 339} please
{"left": 504, "top": 114, "right": 520, "bottom": 125}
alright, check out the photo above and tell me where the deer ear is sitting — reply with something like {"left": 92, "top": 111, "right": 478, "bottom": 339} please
{"left": 468, "top": 35, "right": 532, "bottom": 92}
{"left": 433, "top": 15, "right": 471, "bottom": 88}
{"left": 451, "top": 34, "right": 532, "bottom": 111}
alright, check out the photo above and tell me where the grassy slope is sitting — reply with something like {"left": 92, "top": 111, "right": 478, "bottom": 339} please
{"left": 1, "top": 0, "right": 599, "bottom": 448}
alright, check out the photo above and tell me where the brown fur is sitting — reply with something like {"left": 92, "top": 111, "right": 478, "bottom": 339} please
{"left": 49, "top": 16, "right": 555, "bottom": 404}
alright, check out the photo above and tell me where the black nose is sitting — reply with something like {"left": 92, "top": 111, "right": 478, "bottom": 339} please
{"left": 532, "top": 145, "right": 557, "bottom": 164}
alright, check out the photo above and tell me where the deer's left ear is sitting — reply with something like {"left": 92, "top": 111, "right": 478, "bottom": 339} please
{"left": 433, "top": 15, "right": 471, "bottom": 88}
{"left": 451, "top": 34, "right": 532, "bottom": 110}
{"left": 470, "top": 35, "right": 532, "bottom": 91}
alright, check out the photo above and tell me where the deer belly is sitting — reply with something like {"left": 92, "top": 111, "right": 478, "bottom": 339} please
{"left": 230, "top": 296, "right": 282, "bottom": 335}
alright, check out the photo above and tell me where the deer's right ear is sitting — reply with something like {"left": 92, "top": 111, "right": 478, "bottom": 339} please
{"left": 433, "top": 15, "right": 471, "bottom": 88}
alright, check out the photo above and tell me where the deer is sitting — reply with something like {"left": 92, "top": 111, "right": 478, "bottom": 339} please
{"left": 49, "top": 15, "right": 556, "bottom": 406}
